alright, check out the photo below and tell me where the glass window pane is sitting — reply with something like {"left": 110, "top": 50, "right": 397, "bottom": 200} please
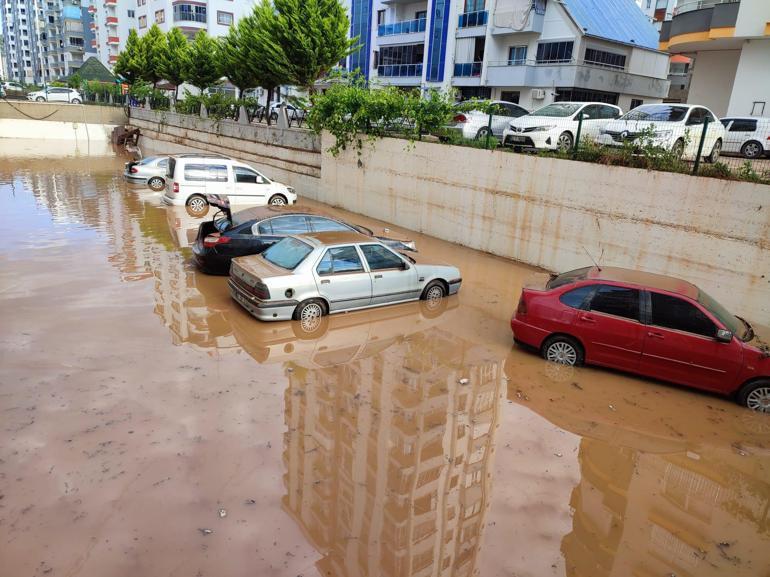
{"left": 269, "top": 216, "right": 309, "bottom": 234}
{"left": 589, "top": 285, "right": 640, "bottom": 321}
{"left": 234, "top": 167, "right": 258, "bottom": 183}
{"left": 651, "top": 293, "right": 716, "bottom": 337}
{"left": 316, "top": 251, "right": 333, "bottom": 275}
{"left": 309, "top": 217, "right": 352, "bottom": 232}
{"left": 559, "top": 285, "right": 594, "bottom": 309}
{"left": 361, "top": 244, "right": 403, "bottom": 270}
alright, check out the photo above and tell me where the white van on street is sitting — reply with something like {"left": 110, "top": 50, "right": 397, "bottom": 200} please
{"left": 162, "top": 154, "right": 297, "bottom": 215}
{"left": 719, "top": 116, "right": 770, "bottom": 159}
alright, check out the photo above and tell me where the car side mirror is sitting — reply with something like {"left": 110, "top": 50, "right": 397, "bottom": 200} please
{"left": 400, "top": 261, "right": 410, "bottom": 270}
{"left": 715, "top": 329, "right": 733, "bottom": 343}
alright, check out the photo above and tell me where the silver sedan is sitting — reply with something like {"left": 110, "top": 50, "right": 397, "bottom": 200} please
{"left": 229, "top": 231, "right": 462, "bottom": 324}
{"left": 124, "top": 156, "right": 169, "bottom": 191}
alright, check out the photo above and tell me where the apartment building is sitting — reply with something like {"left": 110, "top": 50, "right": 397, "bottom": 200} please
{"left": 346, "top": 0, "right": 670, "bottom": 111}
{"left": 636, "top": 0, "right": 676, "bottom": 29}
{"left": 1, "top": 0, "right": 95, "bottom": 84}
{"left": 659, "top": 0, "right": 770, "bottom": 117}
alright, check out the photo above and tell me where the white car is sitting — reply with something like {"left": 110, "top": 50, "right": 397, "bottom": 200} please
{"left": 448, "top": 100, "right": 529, "bottom": 140}
{"left": 596, "top": 104, "right": 725, "bottom": 162}
{"left": 27, "top": 87, "right": 82, "bottom": 104}
{"left": 162, "top": 153, "right": 297, "bottom": 215}
{"left": 503, "top": 102, "right": 622, "bottom": 150}
{"left": 720, "top": 116, "right": 770, "bottom": 159}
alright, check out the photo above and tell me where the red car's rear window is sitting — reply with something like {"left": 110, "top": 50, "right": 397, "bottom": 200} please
{"left": 547, "top": 267, "right": 591, "bottom": 289}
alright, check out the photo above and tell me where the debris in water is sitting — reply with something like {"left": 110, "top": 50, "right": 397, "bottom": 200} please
{"left": 554, "top": 453, "right": 563, "bottom": 458}
{"left": 571, "top": 382, "right": 583, "bottom": 390}
{"left": 287, "top": 367, "right": 294, "bottom": 372}
{"left": 198, "top": 528, "right": 214, "bottom": 535}
{"left": 731, "top": 442, "right": 748, "bottom": 456}
{"left": 218, "top": 508, "right": 227, "bottom": 518}
{"left": 244, "top": 499, "right": 256, "bottom": 505}
{"left": 608, "top": 404, "right": 616, "bottom": 411}
{"left": 458, "top": 378, "right": 469, "bottom": 385}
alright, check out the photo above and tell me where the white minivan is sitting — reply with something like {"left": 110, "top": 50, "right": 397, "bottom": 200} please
{"left": 719, "top": 116, "right": 770, "bottom": 159}
{"left": 162, "top": 154, "right": 297, "bottom": 215}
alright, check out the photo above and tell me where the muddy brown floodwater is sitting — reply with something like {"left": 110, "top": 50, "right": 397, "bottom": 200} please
{"left": 1, "top": 152, "right": 769, "bottom": 577}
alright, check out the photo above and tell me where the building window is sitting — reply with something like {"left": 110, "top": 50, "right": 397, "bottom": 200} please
{"left": 68, "top": 36, "right": 83, "bottom": 47}
{"left": 173, "top": 4, "right": 206, "bottom": 23}
{"left": 155, "top": 9, "right": 164, "bottom": 23}
{"left": 630, "top": 98, "right": 643, "bottom": 109}
{"left": 500, "top": 90, "right": 520, "bottom": 103}
{"left": 508, "top": 45, "right": 527, "bottom": 65}
{"left": 138, "top": 15, "right": 146, "bottom": 28}
{"left": 584, "top": 47, "right": 626, "bottom": 70}
{"left": 536, "top": 41, "right": 573, "bottom": 63}
{"left": 426, "top": 0, "right": 449, "bottom": 81}
{"left": 128, "top": 9, "right": 135, "bottom": 17}
{"left": 555, "top": 87, "right": 618, "bottom": 105}
{"left": 216, "top": 10, "right": 232, "bottom": 25}
{"left": 377, "top": 8, "right": 384, "bottom": 25}
{"left": 348, "top": 0, "right": 372, "bottom": 76}
{"left": 378, "top": 43, "right": 423, "bottom": 77}
{"left": 464, "top": 0, "right": 485, "bottom": 12}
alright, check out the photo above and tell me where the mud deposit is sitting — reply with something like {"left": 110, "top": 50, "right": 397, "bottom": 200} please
{"left": 1, "top": 155, "right": 769, "bottom": 577}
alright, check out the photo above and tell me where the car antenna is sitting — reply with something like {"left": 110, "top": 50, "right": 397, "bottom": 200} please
{"left": 582, "top": 246, "right": 603, "bottom": 271}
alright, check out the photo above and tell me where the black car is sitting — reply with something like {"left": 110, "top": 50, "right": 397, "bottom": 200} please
{"left": 192, "top": 203, "right": 417, "bottom": 275}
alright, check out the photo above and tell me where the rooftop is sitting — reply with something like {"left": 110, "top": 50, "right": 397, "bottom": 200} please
{"left": 563, "top": 0, "right": 661, "bottom": 50}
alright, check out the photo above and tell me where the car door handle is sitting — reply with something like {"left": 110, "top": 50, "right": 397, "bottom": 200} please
{"left": 320, "top": 279, "right": 330, "bottom": 284}
{"left": 579, "top": 314, "right": 596, "bottom": 324}
{"left": 647, "top": 331, "right": 664, "bottom": 339}
{"left": 374, "top": 274, "right": 383, "bottom": 279}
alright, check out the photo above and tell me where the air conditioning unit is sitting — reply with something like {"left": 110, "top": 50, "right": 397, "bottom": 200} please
{"left": 532, "top": 88, "right": 546, "bottom": 100}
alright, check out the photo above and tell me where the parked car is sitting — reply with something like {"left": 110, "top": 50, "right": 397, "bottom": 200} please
{"left": 448, "top": 100, "right": 529, "bottom": 141}
{"left": 269, "top": 102, "right": 305, "bottom": 121}
{"left": 510, "top": 266, "right": 770, "bottom": 411}
{"left": 503, "top": 102, "right": 622, "bottom": 150}
{"left": 192, "top": 202, "right": 417, "bottom": 274}
{"left": 124, "top": 155, "right": 170, "bottom": 191}
{"left": 719, "top": 116, "right": 770, "bottom": 159}
{"left": 27, "top": 87, "right": 82, "bottom": 104}
{"left": 596, "top": 104, "right": 725, "bottom": 162}
{"left": 162, "top": 153, "right": 297, "bottom": 215}
{"left": 1, "top": 81, "right": 26, "bottom": 99}
{"left": 229, "top": 231, "right": 461, "bottom": 323}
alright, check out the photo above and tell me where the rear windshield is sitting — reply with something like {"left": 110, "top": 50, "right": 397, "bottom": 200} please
{"left": 547, "top": 267, "right": 591, "bottom": 289}
{"left": 622, "top": 105, "right": 688, "bottom": 122}
{"left": 262, "top": 237, "right": 313, "bottom": 270}
{"left": 531, "top": 103, "right": 581, "bottom": 117}
{"left": 138, "top": 156, "right": 159, "bottom": 165}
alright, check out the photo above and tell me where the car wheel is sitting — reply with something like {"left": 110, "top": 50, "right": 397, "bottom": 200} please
{"left": 557, "top": 131, "right": 573, "bottom": 151}
{"left": 36, "top": 96, "right": 45, "bottom": 102}
{"left": 71, "top": 98, "right": 81, "bottom": 104}
{"left": 542, "top": 335, "right": 584, "bottom": 367}
{"left": 475, "top": 127, "right": 491, "bottom": 140}
{"left": 147, "top": 176, "right": 165, "bottom": 191}
{"left": 421, "top": 280, "right": 446, "bottom": 305}
{"left": 186, "top": 194, "right": 208, "bottom": 215}
{"left": 741, "top": 141, "right": 763, "bottom": 159}
{"left": 671, "top": 138, "right": 685, "bottom": 159}
{"left": 268, "top": 194, "right": 287, "bottom": 206}
{"left": 293, "top": 299, "right": 326, "bottom": 334}
{"left": 737, "top": 380, "right": 770, "bottom": 412}
{"left": 706, "top": 139, "right": 722, "bottom": 163}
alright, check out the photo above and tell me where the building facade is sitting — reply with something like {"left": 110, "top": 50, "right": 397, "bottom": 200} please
{"left": 660, "top": 0, "right": 770, "bottom": 117}
{"left": 345, "top": 0, "right": 671, "bottom": 111}
{"left": 636, "top": 0, "right": 676, "bottom": 30}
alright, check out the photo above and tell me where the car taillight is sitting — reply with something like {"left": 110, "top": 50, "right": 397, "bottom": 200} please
{"left": 130, "top": 167, "right": 138, "bottom": 173}
{"left": 516, "top": 294, "right": 527, "bottom": 316}
{"left": 203, "top": 234, "right": 231, "bottom": 248}
{"left": 453, "top": 113, "right": 467, "bottom": 123}
{"left": 255, "top": 282, "right": 271, "bottom": 300}
{"left": 173, "top": 182, "right": 179, "bottom": 193}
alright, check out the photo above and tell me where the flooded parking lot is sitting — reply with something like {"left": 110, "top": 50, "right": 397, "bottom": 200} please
{"left": 1, "top": 153, "right": 769, "bottom": 577}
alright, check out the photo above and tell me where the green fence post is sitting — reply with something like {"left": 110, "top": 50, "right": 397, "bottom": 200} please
{"left": 573, "top": 112, "right": 584, "bottom": 155}
{"left": 692, "top": 115, "right": 710, "bottom": 175}
{"left": 485, "top": 110, "right": 492, "bottom": 149}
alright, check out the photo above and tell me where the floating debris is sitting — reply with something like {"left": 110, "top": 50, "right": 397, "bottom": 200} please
{"left": 218, "top": 508, "right": 227, "bottom": 518}
{"left": 198, "top": 528, "right": 214, "bottom": 535}
{"left": 244, "top": 499, "right": 256, "bottom": 505}
{"left": 608, "top": 404, "right": 616, "bottom": 411}
{"left": 458, "top": 378, "right": 469, "bottom": 385}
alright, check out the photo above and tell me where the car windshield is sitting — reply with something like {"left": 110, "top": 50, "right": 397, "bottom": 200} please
{"left": 697, "top": 289, "right": 746, "bottom": 339}
{"left": 622, "top": 105, "right": 688, "bottom": 122}
{"left": 547, "top": 266, "right": 591, "bottom": 289}
{"left": 531, "top": 103, "right": 581, "bottom": 117}
{"left": 261, "top": 237, "right": 313, "bottom": 270}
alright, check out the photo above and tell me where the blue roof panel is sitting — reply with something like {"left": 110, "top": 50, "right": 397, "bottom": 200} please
{"left": 562, "top": 0, "right": 661, "bottom": 50}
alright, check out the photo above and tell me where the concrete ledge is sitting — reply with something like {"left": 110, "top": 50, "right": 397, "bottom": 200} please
{"left": 0, "top": 101, "right": 126, "bottom": 125}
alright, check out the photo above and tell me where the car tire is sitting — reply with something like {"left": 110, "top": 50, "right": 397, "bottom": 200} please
{"left": 557, "top": 131, "right": 573, "bottom": 151}
{"left": 671, "top": 138, "right": 685, "bottom": 159}
{"left": 541, "top": 335, "right": 584, "bottom": 367}
{"left": 736, "top": 379, "right": 770, "bottom": 412}
{"left": 71, "top": 98, "right": 81, "bottom": 105}
{"left": 705, "top": 139, "right": 722, "bottom": 163}
{"left": 186, "top": 194, "right": 208, "bottom": 215}
{"left": 268, "top": 194, "right": 288, "bottom": 206}
{"left": 147, "top": 176, "right": 165, "bottom": 191}
{"left": 741, "top": 140, "right": 763, "bottom": 159}
{"left": 293, "top": 299, "right": 327, "bottom": 335}
{"left": 420, "top": 280, "right": 446, "bottom": 304}
{"left": 36, "top": 96, "right": 45, "bottom": 102}
{"left": 475, "top": 127, "right": 491, "bottom": 140}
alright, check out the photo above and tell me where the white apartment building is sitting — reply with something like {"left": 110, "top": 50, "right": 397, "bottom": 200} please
{"left": 345, "top": 0, "right": 670, "bottom": 111}
{"left": 660, "top": 0, "right": 770, "bottom": 117}
{"left": 636, "top": 0, "right": 676, "bottom": 29}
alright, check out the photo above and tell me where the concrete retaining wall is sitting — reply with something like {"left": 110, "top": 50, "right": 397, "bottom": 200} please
{"left": 129, "top": 108, "right": 321, "bottom": 197}
{"left": 0, "top": 101, "right": 125, "bottom": 124}
{"left": 318, "top": 134, "right": 770, "bottom": 323}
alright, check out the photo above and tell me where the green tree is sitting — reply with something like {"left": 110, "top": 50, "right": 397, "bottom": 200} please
{"left": 162, "top": 28, "right": 189, "bottom": 99}
{"left": 219, "top": 17, "right": 259, "bottom": 98}
{"left": 67, "top": 73, "right": 82, "bottom": 89}
{"left": 184, "top": 30, "right": 221, "bottom": 91}
{"left": 138, "top": 24, "right": 167, "bottom": 88}
{"left": 268, "top": 0, "right": 358, "bottom": 92}
{"left": 113, "top": 29, "right": 145, "bottom": 85}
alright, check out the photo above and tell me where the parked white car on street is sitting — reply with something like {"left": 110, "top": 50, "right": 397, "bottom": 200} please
{"left": 596, "top": 104, "right": 725, "bottom": 162}
{"left": 719, "top": 116, "right": 770, "bottom": 159}
{"left": 448, "top": 100, "right": 529, "bottom": 141}
{"left": 503, "top": 102, "right": 622, "bottom": 150}
{"left": 162, "top": 154, "right": 297, "bottom": 215}
{"left": 27, "top": 87, "right": 82, "bottom": 104}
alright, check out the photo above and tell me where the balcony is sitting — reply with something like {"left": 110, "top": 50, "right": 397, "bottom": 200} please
{"left": 87, "top": 5, "right": 96, "bottom": 12}
{"left": 106, "top": 16, "right": 117, "bottom": 25}
{"left": 108, "top": 54, "right": 118, "bottom": 64}
{"left": 107, "top": 36, "right": 119, "bottom": 45}
{"left": 378, "top": 18, "right": 426, "bottom": 36}
{"left": 377, "top": 63, "right": 422, "bottom": 77}
{"left": 104, "top": 0, "right": 116, "bottom": 5}
{"left": 660, "top": 0, "right": 741, "bottom": 52}
{"left": 673, "top": 0, "right": 738, "bottom": 15}
{"left": 90, "top": 39, "right": 96, "bottom": 48}
{"left": 458, "top": 10, "right": 487, "bottom": 28}
{"left": 453, "top": 61, "right": 482, "bottom": 77}
{"left": 489, "top": 7, "right": 544, "bottom": 35}
{"left": 173, "top": 10, "right": 207, "bottom": 24}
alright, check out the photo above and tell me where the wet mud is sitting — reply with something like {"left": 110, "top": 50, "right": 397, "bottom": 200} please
{"left": 1, "top": 154, "right": 769, "bottom": 577}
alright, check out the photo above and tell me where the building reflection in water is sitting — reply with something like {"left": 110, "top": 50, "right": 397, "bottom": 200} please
{"left": 282, "top": 327, "right": 505, "bottom": 577}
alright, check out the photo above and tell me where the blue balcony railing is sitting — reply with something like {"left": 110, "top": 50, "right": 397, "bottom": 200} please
{"left": 453, "top": 61, "right": 482, "bottom": 77}
{"left": 458, "top": 10, "right": 488, "bottom": 28}
{"left": 378, "top": 18, "right": 426, "bottom": 36}
{"left": 378, "top": 63, "right": 423, "bottom": 77}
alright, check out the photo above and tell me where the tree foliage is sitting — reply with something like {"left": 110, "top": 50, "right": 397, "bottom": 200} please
{"left": 138, "top": 24, "right": 167, "bottom": 87}
{"left": 162, "top": 28, "right": 189, "bottom": 98}
{"left": 113, "top": 29, "right": 145, "bottom": 84}
{"left": 219, "top": 17, "right": 260, "bottom": 97}
{"left": 183, "top": 30, "right": 222, "bottom": 91}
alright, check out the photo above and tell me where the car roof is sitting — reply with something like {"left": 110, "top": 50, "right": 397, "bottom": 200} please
{"left": 174, "top": 153, "right": 231, "bottom": 160}
{"left": 291, "top": 231, "right": 372, "bottom": 247}
{"left": 583, "top": 266, "right": 699, "bottom": 298}
{"left": 231, "top": 205, "right": 339, "bottom": 227}
{"left": 721, "top": 116, "right": 770, "bottom": 121}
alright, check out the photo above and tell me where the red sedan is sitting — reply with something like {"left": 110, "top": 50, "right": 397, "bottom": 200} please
{"left": 511, "top": 266, "right": 770, "bottom": 411}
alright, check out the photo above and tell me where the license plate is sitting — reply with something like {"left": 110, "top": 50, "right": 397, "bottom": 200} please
{"left": 511, "top": 136, "right": 526, "bottom": 143}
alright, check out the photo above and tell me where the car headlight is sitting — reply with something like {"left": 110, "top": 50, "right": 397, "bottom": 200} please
{"left": 286, "top": 187, "right": 295, "bottom": 195}
{"left": 528, "top": 125, "right": 556, "bottom": 132}
{"left": 653, "top": 130, "right": 672, "bottom": 139}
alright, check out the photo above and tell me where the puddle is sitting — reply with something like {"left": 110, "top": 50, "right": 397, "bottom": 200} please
{"left": 1, "top": 155, "right": 768, "bottom": 577}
